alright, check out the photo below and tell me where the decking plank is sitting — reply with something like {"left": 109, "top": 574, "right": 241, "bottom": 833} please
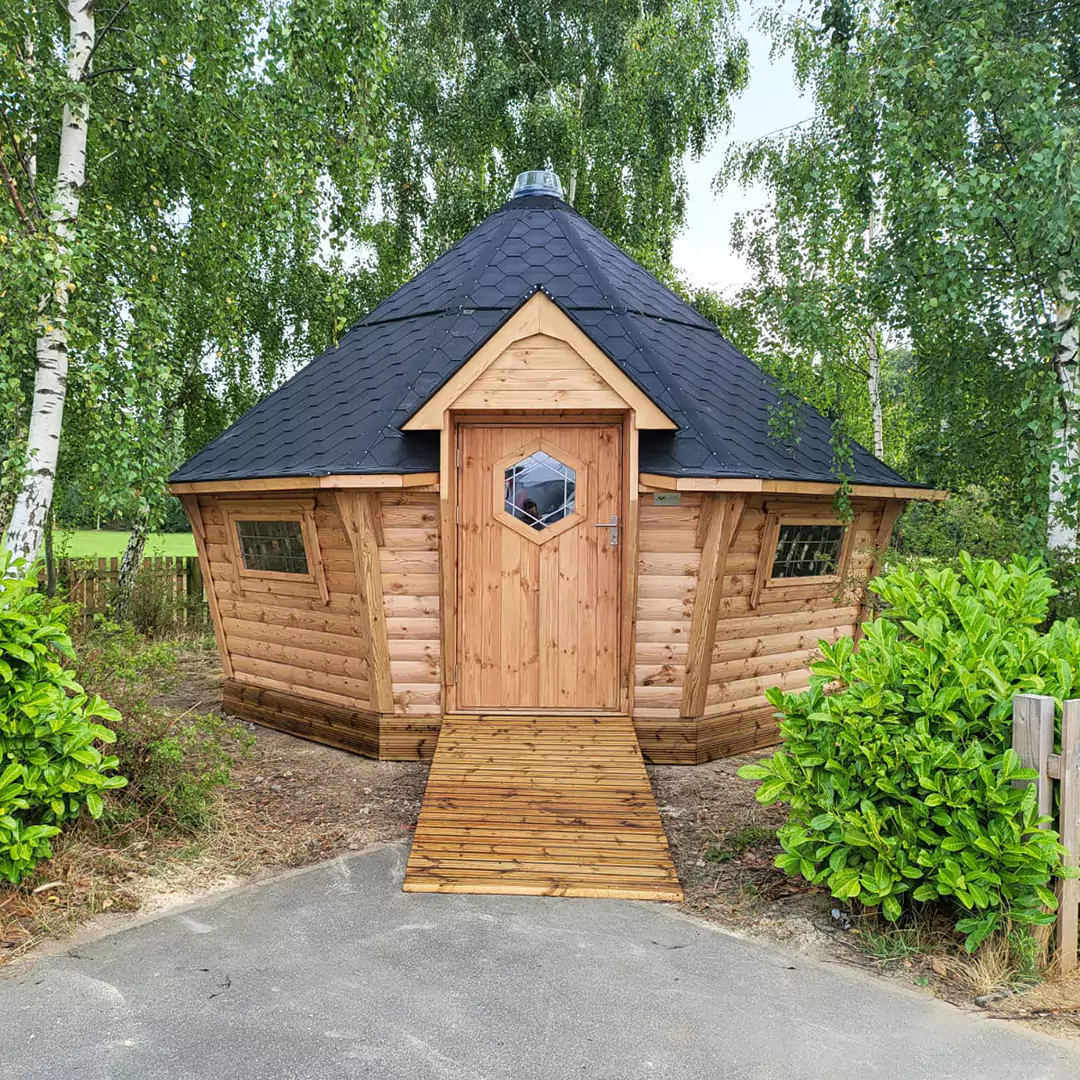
{"left": 403, "top": 714, "right": 683, "bottom": 901}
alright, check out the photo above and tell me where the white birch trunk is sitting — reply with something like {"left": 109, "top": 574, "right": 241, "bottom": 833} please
{"left": 25, "top": 26, "right": 37, "bottom": 188}
{"left": 114, "top": 510, "right": 149, "bottom": 622}
{"left": 863, "top": 212, "right": 885, "bottom": 460}
{"left": 3, "top": 0, "right": 93, "bottom": 567}
{"left": 1048, "top": 273, "right": 1080, "bottom": 550}
{"left": 867, "top": 326, "right": 885, "bottom": 460}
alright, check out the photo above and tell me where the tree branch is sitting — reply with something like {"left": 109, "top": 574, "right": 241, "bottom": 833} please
{"left": 0, "top": 145, "right": 35, "bottom": 231}
{"left": 0, "top": 105, "right": 42, "bottom": 215}
{"left": 83, "top": 0, "right": 131, "bottom": 72}
{"left": 83, "top": 65, "right": 137, "bottom": 82}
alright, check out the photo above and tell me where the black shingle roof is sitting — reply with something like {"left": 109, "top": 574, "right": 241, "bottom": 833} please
{"left": 172, "top": 195, "right": 919, "bottom": 488}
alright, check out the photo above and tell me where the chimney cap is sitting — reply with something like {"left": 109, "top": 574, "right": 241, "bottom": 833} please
{"left": 511, "top": 168, "right": 564, "bottom": 200}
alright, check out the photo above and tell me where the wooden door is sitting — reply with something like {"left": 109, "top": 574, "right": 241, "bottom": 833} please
{"left": 457, "top": 423, "right": 623, "bottom": 711}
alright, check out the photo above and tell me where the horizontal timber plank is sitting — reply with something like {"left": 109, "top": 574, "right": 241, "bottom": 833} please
{"left": 403, "top": 714, "right": 682, "bottom": 901}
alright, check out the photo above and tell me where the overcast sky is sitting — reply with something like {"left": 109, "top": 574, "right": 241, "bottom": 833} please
{"left": 672, "top": 10, "right": 806, "bottom": 294}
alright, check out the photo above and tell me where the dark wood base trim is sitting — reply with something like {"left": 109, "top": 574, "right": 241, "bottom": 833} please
{"left": 221, "top": 679, "right": 776, "bottom": 765}
{"left": 633, "top": 706, "right": 780, "bottom": 765}
{"left": 222, "top": 680, "right": 441, "bottom": 760}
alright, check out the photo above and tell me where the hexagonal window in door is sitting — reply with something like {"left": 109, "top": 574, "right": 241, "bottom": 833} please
{"left": 494, "top": 443, "right": 587, "bottom": 544}
{"left": 505, "top": 451, "right": 576, "bottom": 529}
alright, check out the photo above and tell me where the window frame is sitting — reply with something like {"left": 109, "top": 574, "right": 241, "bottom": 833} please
{"left": 751, "top": 511, "right": 854, "bottom": 609}
{"left": 222, "top": 499, "right": 329, "bottom": 602}
{"left": 491, "top": 439, "right": 588, "bottom": 546}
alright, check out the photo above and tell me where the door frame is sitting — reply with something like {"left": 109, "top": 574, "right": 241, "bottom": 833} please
{"left": 441, "top": 410, "right": 636, "bottom": 716}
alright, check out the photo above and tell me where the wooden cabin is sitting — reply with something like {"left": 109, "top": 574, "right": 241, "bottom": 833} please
{"left": 169, "top": 170, "right": 942, "bottom": 766}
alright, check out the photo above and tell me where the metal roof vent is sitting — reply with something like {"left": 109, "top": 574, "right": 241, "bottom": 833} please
{"left": 511, "top": 168, "right": 564, "bottom": 200}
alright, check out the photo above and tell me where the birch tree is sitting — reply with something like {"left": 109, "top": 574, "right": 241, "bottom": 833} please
{"left": 3, "top": 0, "right": 93, "bottom": 565}
{"left": 725, "top": 0, "right": 1080, "bottom": 547}
{"left": 720, "top": 123, "right": 894, "bottom": 466}
{"left": 1, "top": 0, "right": 389, "bottom": 571}
{"left": 360, "top": 0, "right": 748, "bottom": 291}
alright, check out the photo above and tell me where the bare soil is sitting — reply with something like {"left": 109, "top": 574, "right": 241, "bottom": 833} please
{"left": 649, "top": 757, "right": 835, "bottom": 948}
{"left": 172, "top": 653, "right": 428, "bottom": 870}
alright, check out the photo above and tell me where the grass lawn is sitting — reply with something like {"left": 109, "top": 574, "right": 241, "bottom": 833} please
{"left": 57, "top": 530, "right": 197, "bottom": 559}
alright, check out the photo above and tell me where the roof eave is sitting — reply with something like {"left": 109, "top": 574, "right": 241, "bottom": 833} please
{"left": 638, "top": 472, "right": 947, "bottom": 501}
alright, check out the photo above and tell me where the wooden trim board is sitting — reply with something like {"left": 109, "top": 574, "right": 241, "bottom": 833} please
{"left": 335, "top": 490, "right": 394, "bottom": 713}
{"left": 181, "top": 495, "right": 233, "bottom": 678}
{"left": 681, "top": 494, "right": 747, "bottom": 718}
{"left": 170, "top": 473, "right": 440, "bottom": 496}
{"left": 639, "top": 474, "right": 947, "bottom": 501}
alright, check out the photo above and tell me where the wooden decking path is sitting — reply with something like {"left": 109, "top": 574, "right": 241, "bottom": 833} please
{"left": 402, "top": 715, "right": 683, "bottom": 900}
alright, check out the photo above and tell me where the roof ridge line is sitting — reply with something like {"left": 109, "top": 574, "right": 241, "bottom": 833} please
{"left": 359, "top": 303, "right": 721, "bottom": 332}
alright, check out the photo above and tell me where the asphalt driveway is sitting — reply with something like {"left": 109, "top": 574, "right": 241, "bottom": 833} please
{"left": 3, "top": 843, "right": 1078, "bottom": 1079}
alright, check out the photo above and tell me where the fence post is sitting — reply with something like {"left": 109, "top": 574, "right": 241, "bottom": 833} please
{"left": 1012, "top": 695, "right": 1055, "bottom": 820}
{"left": 1059, "top": 700, "right": 1080, "bottom": 974}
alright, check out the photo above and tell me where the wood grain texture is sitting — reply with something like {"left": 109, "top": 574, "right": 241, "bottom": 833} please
{"left": 336, "top": 490, "right": 393, "bottom": 713}
{"left": 170, "top": 473, "right": 439, "bottom": 495}
{"left": 181, "top": 495, "right": 233, "bottom": 678}
{"left": 638, "top": 474, "right": 948, "bottom": 500}
{"left": 453, "top": 334, "right": 630, "bottom": 412}
{"left": 201, "top": 492, "right": 373, "bottom": 704}
{"left": 681, "top": 494, "right": 747, "bottom": 718}
{"left": 1059, "top": 700, "right": 1080, "bottom": 973}
{"left": 631, "top": 494, "right": 701, "bottom": 757}
{"left": 632, "top": 494, "right": 897, "bottom": 763}
{"left": 223, "top": 679, "right": 380, "bottom": 757}
{"left": 403, "top": 714, "right": 683, "bottom": 900}
{"left": 378, "top": 490, "right": 442, "bottom": 716}
{"left": 853, "top": 499, "right": 906, "bottom": 643}
{"left": 221, "top": 680, "right": 439, "bottom": 760}
{"left": 456, "top": 424, "right": 622, "bottom": 711}
{"left": 1011, "top": 695, "right": 1056, "bottom": 821}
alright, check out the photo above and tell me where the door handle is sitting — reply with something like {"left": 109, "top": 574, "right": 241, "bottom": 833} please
{"left": 594, "top": 514, "right": 618, "bottom": 547}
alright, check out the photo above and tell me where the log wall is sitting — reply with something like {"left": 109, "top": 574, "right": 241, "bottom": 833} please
{"left": 191, "top": 485, "right": 900, "bottom": 765}
{"left": 698, "top": 495, "right": 890, "bottom": 761}
{"left": 192, "top": 489, "right": 442, "bottom": 760}
{"left": 631, "top": 492, "right": 896, "bottom": 764}
{"left": 632, "top": 492, "right": 702, "bottom": 762}
{"left": 200, "top": 492, "right": 375, "bottom": 712}
{"left": 379, "top": 490, "right": 443, "bottom": 758}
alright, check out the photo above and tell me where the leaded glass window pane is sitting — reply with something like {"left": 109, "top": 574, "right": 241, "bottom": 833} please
{"left": 236, "top": 519, "right": 310, "bottom": 574}
{"left": 772, "top": 524, "right": 845, "bottom": 578}
{"left": 504, "top": 451, "right": 576, "bottom": 530}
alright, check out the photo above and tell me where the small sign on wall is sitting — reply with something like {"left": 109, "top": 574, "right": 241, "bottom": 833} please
{"left": 652, "top": 492, "right": 682, "bottom": 506}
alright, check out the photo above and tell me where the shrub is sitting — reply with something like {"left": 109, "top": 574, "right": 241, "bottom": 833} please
{"left": 72, "top": 621, "right": 247, "bottom": 833}
{"left": 739, "top": 553, "right": 1079, "bottom": 951}
{"left": 0, "top": 566, "right": 125, "bottom": 884}
{"left": 891, "top": 486, "right": 1026, "bottom": 566}
{"left": 127, "top": 562, "right": 206, "bottom": 638}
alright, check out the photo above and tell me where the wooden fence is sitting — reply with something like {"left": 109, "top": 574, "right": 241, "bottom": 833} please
{"left": 53, "top": 555, "right": 208, "bottom": 625}
{"left": 1013, "top": 694, "right": 1080, "bottom": 973}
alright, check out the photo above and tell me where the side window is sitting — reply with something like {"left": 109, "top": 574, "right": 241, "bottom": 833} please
{"left": 235, "top": 519, "right": 310, "bottom": 574}
{"left": 771, "top": 524, "right": 846, "bottom": 579}
{"left": 751, "top": 512, "right": 852, "bottom": 609}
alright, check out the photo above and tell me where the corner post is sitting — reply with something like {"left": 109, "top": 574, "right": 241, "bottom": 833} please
{"left": 1011, "top": 694, "right": 1056, "bottom": 820}
{"left": 680, "top": 493, "right": 746, "bottom": 719}
{"left": 336, "top": 490, "right": 394, "bottom": 714}
{"left": 180, "top": 494, "right": 233, "bottom": 679}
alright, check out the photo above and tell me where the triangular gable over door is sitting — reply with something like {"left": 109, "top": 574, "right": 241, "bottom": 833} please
{"left": 402, "top": 293, "right": 676, "bottom": 430}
